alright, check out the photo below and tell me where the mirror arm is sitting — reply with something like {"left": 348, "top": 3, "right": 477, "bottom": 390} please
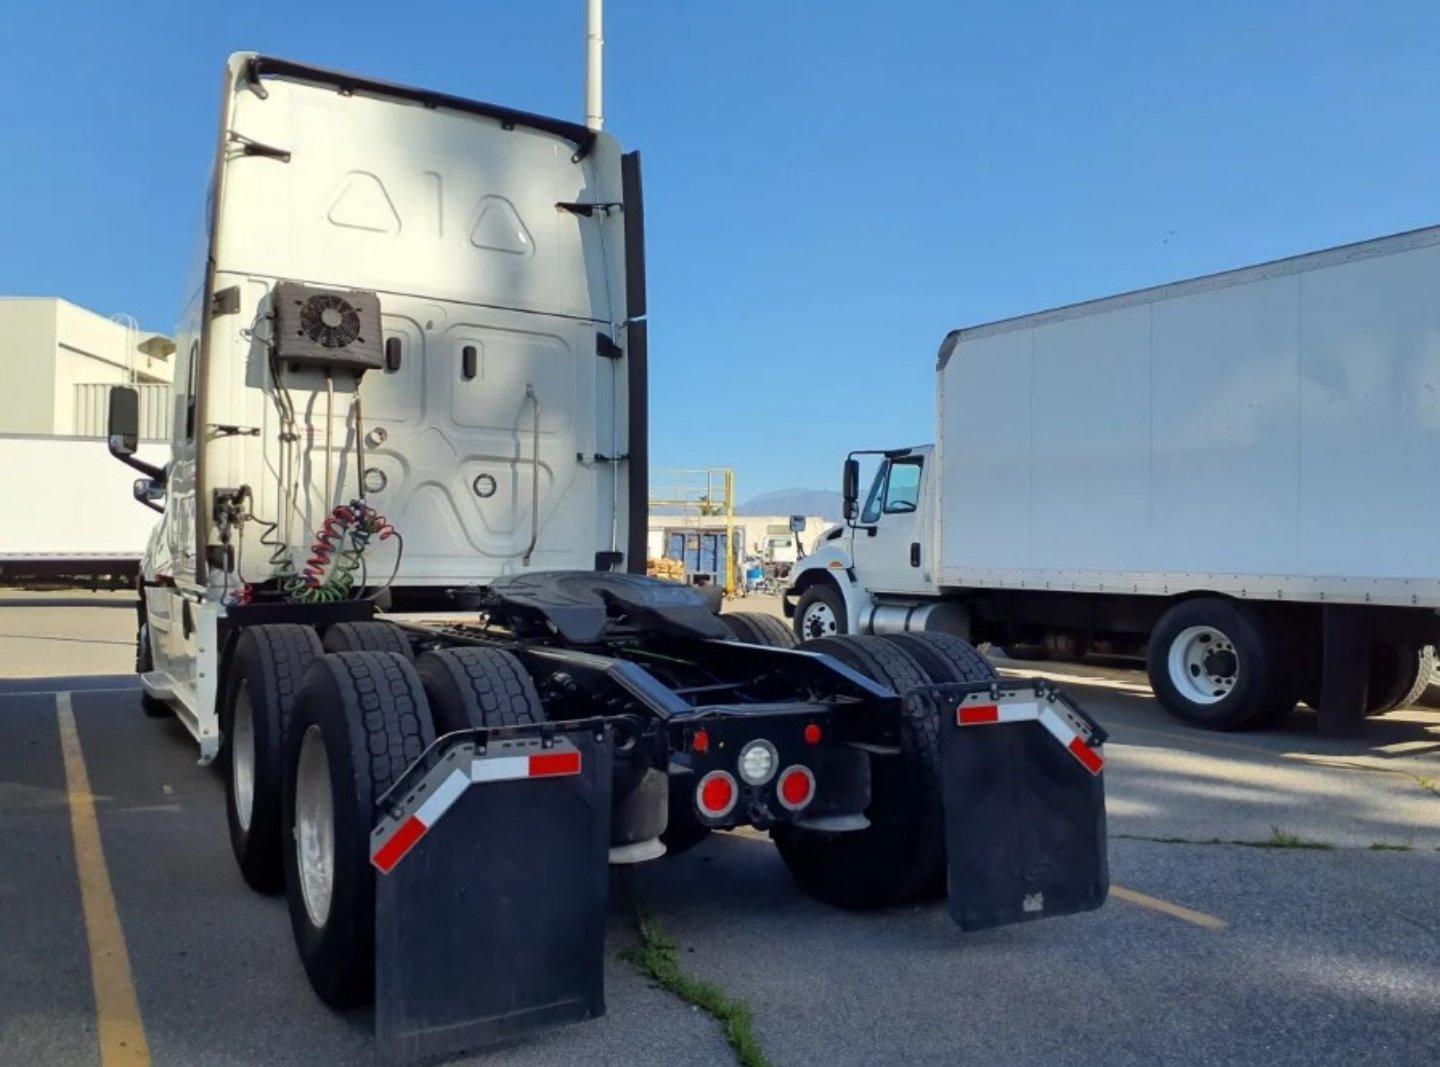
{"left": 139, "top": 496, "right": 163, "bottom": 515}
{"left": 108, "top": 438, "right": 165, "bottom": 483}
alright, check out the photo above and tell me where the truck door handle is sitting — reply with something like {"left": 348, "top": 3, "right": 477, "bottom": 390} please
{"left": 461, "top": 345, "right": 478, "bottom": 381}
{"left": 910, "top": 542, "right": 921, "bottom": 567}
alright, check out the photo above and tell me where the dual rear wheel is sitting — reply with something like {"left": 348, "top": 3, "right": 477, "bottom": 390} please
{"left": 774, "top": 631, "right": 996, "bottom": 910}
{"left": 221, "top": 621, "right": 544, "bottom": 1006}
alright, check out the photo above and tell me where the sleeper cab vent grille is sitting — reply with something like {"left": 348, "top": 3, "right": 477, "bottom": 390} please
{"left": 272, "top": 281, "right": 384, "bottom": 373}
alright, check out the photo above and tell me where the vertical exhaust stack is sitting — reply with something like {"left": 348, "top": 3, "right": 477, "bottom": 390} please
{"left": 585, "top": 0, "right": 603, "bottom": 131}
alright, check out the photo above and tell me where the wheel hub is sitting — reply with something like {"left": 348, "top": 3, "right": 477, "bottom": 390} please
{"left": 803, "top": 601, "right": 837, "bottom": 640}
{"left": 295, "top": 724, "right": 335, "bottom": 929}
{"left": 232, "top": 682, "right": 256, "bottom": 832}
{"left": 1167, "top": 625, "right": 1239, "bottom": 705}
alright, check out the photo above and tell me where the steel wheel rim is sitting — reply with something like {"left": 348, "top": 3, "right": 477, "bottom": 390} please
{"left": 1167, "top": 625, "right": 1238, "bottom": 705}
{"left": 231, "top": 682, "right": 256, "bottom": 832}
{"left": 803, "top": 601, "right": 837, "bottom": 639}
{"left": 295, "top": 724, "right": 335, "bottom": 929}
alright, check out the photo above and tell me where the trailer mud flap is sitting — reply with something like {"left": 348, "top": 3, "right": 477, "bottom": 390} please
{"left": 370, "top": 726, "right": 613, "bottom": 1063}
{"left": 914, "top": 680, "right": 1108, "bottom": 931}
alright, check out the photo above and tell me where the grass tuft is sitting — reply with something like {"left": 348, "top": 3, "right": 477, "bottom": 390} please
{"left": 622, "top": 905, "right": 772, "bottom": 1067}
{"left": 1367, "top": 841, "right": 1413, "bottom": 852}
{"left": 1242, "top": 825, "right": 1333, "bottom": 850}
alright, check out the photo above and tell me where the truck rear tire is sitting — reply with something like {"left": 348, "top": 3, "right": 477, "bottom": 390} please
{"left": 773, "top": 634, "right": 944, "bottom": 909}
{"left": 793, "top": 583, "right": 847, "bottom": 643}
{"left": 720, "top": 611, "right": 798, "bottom": 648}
{"left": 1147, "top": 598, "right": 1295, "bottom": 731}
{"left": 321, "top": 620, "right": 414, "bottom": 659}
{"left": 223, "top": 624, "right": 323, "bottom": 893}
{"left": 1392, "top": 646, "right": 1434, "bottom": 712}
{"left": 415, "top": 647, "right": 544, "bottom": 734}
{"left": 282, "top": 652, "right": 435, "bottom": 1008}
{"left": 879, "top": 632, "right": 997, "bottom": 686}
{"left": 1419, "top": 648, "right": 1440, "bottom": 707}
{"left": 1368, "top": 642, "right": 1424, "bottom": 715}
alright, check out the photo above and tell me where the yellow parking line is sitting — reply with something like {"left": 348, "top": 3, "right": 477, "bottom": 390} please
{"left": 57, "top": 691, "right": 150, "bottom": 1066}
{"left": 1111, "top": 883, "right": 1228, "bottom": 932}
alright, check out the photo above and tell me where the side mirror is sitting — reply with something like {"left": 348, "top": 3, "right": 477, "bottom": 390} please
{"left": 842, "top": 458, "right": 860, "bottom": 521}
{"left": 108, "top": 386, "right": 140, "bottom": 457}
{"left": 106, "top": 386, "right": 165, "bottom": 481}
{"left": 133, "top": 477, "right": 164, "bottom": 514}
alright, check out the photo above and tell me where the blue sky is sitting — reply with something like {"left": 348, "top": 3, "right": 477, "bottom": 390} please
{"left": 3, "top": 2, "right": 1439, "bottom": 498}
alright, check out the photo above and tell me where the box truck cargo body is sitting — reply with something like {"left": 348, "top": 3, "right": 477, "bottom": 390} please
{"left": 785, "top": 224, "right": 1440, "bottom": 733}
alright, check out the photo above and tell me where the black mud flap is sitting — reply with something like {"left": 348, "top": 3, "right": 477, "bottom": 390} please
{"left": 369, "top": 725, "right": 614, "bottom": 1063}
{"left": 912, "top": 679, "right": 1108, "bottom": 931}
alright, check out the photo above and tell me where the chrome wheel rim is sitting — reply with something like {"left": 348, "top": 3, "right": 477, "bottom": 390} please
{"left": 231, "top": 682, "right": 256, "bottom": 832}
{"left": 1167, "top": 625, "right": 1238, "bottom": 705}
{"left": 295, "top": 725, "right": 335, "bottom": 929}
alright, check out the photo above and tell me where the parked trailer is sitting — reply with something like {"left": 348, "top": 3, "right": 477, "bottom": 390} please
{"left": 110, "top": 54, "right": 1108, "bottom": 1062}
{"left": 786, "top": 224, "right": 1440, "bottom": 734}
{"left": 0, "top": 434, "right": 166, "bottom": 587}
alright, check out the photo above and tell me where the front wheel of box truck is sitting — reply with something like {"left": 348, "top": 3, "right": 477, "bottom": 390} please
{"left": 1148, "top": 598, "right": 1295, "bottom": 731}
{"left": 283, "top": 652, "right": 435, "bottom": 1008}
{"left": 223, "top": 625, "right": 323, "bottom": 892}
{"left": 793, "top": 583, "right": 847, "bottom": 643}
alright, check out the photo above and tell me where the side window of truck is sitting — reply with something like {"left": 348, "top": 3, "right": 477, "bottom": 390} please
{"left": 882, "top": 457, "right": 922, "bottom": 514}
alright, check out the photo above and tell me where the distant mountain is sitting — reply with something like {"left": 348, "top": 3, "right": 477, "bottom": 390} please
{"left": 737, "top": 488, "right": 843, "bottom": 522}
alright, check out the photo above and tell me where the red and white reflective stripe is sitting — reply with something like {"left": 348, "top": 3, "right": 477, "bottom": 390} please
{"left": 470, "top": 749, "right": 581, "bottom": 783}
{"left": 371, "top": 767, "right": 469, "bottom": 874}
{"left": 955, "top": 697, "right": 1103, "bottom": 776}
{"left": 1036, "top": 707, "right": 1104, "bottom": 776}
{"left": 371, "top": 742, "right": 582, "bottom": 873}
{"left": 956, "top": 701, "right": 1040, "bottom": 725}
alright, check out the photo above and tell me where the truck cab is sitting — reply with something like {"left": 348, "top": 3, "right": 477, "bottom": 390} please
{"left": 785, "top": 445, "right": 956, "bottom": 640}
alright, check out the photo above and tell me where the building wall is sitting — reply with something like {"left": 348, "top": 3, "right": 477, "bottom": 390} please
{"left": 0, "top": 299, "right": 58, "bottom": 435}
{"left": 0, "top": 297, "right": 173, "bottom": 437}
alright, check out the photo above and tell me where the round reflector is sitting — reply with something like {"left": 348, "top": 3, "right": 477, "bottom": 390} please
{"left": 776, "top": 765, "right": 816, "bottom": 811}
{"left": 803, "top": 723, "right": 822, "bottom": 745}
{"left": 696, "top": 770, "right": 738, "bottom": 819}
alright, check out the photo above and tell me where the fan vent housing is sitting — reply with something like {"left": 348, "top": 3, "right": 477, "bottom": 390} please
{"left": 272, "top": 282, "right": 384, "bottom": 373}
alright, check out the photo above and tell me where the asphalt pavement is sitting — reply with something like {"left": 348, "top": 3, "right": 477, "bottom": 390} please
{"left": 1, "top": 594, "right": 1437, "bottom": 1065}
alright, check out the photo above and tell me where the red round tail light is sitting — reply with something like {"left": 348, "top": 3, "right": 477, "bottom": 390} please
{"left": 776, "top": 765, "right": 816, "bottom": 811}
{"left": 695, "top": 770, "right": 738, "bottom": 819}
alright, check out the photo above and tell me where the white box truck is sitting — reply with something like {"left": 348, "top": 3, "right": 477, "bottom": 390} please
{"left": 784, "top": 224, "right": 1440, "bottom": 734}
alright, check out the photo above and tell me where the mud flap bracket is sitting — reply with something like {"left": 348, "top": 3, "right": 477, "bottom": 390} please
{"left": 370, "top": 725, "right": 614, "bottom": 1063}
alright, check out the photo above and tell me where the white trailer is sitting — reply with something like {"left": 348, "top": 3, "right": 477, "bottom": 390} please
{"left": 0, "top": 433, "right": 166, "bottom": 586}
{"left": 785, "top": 224, "right": 1440, "bottom": 733}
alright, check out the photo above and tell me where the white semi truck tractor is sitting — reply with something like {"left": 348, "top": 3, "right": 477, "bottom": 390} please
{"left": 105, "top": 53, "right": 1110, "bottom": 1062}
{"left": 785, "top": 225, "right": 1440, "bottom": 737}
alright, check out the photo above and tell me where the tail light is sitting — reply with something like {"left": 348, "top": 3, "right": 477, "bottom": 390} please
{"left": 776, "top": 765, "right": 816, "bottom": 811}
{"left": 695, "top": 770, "right": 738, "bottom": 819}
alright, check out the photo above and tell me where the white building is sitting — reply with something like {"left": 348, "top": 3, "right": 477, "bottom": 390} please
{"left": 0, "top": 297, "right": 175, "bottom": 439}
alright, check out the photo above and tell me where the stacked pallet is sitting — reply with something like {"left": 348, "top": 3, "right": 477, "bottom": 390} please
{"left": 646, "top": 557, "right": 686, "bottom": 582}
